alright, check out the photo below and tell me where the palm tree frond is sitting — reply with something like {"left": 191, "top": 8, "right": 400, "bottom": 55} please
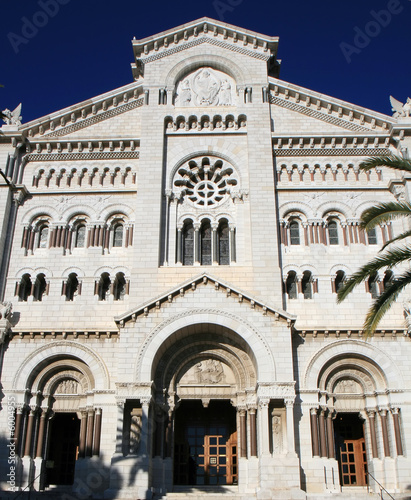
{"left": 360, "top": 155, "right": 411, "bottom": 173}
{"left": 381, "top": 229, "right": 411, "bottom": 250}
{"left": 362, "top": 270, "right": 411, "bottom": 335}
{"left": 360, "top": 202, "right": 411, "bottom": 229}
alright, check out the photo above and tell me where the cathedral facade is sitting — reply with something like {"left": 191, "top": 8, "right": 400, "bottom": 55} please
{"left": 0, "top": 18, "right": 410, "bottom": 499}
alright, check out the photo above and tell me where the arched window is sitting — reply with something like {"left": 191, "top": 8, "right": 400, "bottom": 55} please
{"left": 200, "top": 220, "right": 212, "bottom": 265}
{"left": 367, "top": 228, "right": 378, "bottom": 245}
{"left": 289, "top": 221, "right": 300, "bottom": 245}
{"left": 286, "top": 271, "right": 297, "bottom": 299}
{"left": 218, "top": 220, "right": 230, "bottom": 265}
{"left": 182, "top": 221, "right": 194, "bottom": 266}
{"left": 18, "top": 274, "right": 31, "bottom": 302}
{"left": 383, "top": 270, "right": 394, "bottom": 291}
{"left": 97, "top": 273, "right": 111, "bottom": 301}
{"left": 65, "top": 273, "right": 79, "bottom": 301}
{"left": 75, "top": 225, "right": 86, "bottom": 248}
{"left": 334, "top": 270, "right": 345, "bottom": 293}
{"left": 302, "top": 271, "right": 312, "bottom": 299}
{"left": 33, "top": 273, "right": 47, "bottom": 301}
{"left": 113, "top": 223, "right": 124, "bottom": 247}
{"left": 328, "top": 220, "right": 339, "bottom": 245}
{"left": 113, "top": 272, "right": 127, "bottom": 301}
{"left": 38, "top": 224, "right": 49, "bottom": 248}
{"left": 367, "top": 273, "right": 379, "bottom": 299}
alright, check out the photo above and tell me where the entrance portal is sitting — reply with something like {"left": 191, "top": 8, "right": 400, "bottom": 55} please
{"left": 45, "top": 412, "right": 80, "bottom": 486}
{"left": 334, "top": 413, "right": 368, "bottom": 487}
{"left": 174, "top": 400, "right": 237, "bottom": 486}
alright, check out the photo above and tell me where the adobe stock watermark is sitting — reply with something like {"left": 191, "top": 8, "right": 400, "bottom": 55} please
{"left": 213, "top": 0, "right": 243, "bottom": 21}
{"left": 7, "top": 0, "right": 71, "bottom": 55}
{"left": 7, "top": 396, "right": 17, "bottom": 492}
{"left": 340, "top": 0, "right": 411, "bottom": 63}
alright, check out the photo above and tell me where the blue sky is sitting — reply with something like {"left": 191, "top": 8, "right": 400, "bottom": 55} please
{"left": 1, "top": 0, "right": 410, "bottom": 123}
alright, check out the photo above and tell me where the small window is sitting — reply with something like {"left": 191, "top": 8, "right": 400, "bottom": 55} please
{"left": 18, "top": 274, "right": 31, "bottom": 302}
{"left": 335, "top": 270, "right": 345, "bottom": 293}
{"left": 289, "top": 221, "right": 300, "bottom": 245}
{"left": 200, "top": 220, "right": 212, "bottom": 265}
{"left": 113, "top": 224, "right": 123, "bottom": 247}
{"left": 182, "top": 221, "right": 194, "bottom": 266}
{"left": 98, "top": 273, "right": 111, "bottom": 301}
{"left": 38, "top": 225, "right": 49, "bottom": 248}
{"left": 302, "top": 271, "right": 312, "bottom": 299}
{"left": 368, "top": 273, "right": 379, "bottom": 299}
{"left": 113, "top": 272, "right": 127, "bottom": 301}
{"left": 286, "top": 271, "right": 297, "bottom": 299}
{"left": 328, "top": 221, "right": 339, "bottom": 245}
{"left": 33, "top": 273, "right": 47, "bottom": 301}
{"left": 367, "top": 228, "right": 377, "bottom": 245}
{"left": 66, "top": 273, "right": 79, "bottom": 301}
{"left": 218, "top": 221, "right": 230, "bottom": 265}
{"left": 75, "top": 225, "right": 86, "bottom": 248}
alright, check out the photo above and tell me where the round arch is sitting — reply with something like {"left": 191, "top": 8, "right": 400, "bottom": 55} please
{"left": 135, "top": 310, "right": 276, "bottom": 382}
{"left": 12, "top": 341, "right": 110, "bottom": 391}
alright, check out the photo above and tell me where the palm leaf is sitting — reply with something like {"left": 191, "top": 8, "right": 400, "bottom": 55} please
{"left": 337, "top": 246, "right": 411, "bottom": 302}
{"left": 360, "top": 155, "right": 411, "bottom": 173}
{"left": 362, "top": 270, "right": 411, "bottom": 335}
{"left": 381, "top": 229, "right": 411, "bottom": 250}
{"left": 360, "top": 202, "right": 411, "bottom": 229}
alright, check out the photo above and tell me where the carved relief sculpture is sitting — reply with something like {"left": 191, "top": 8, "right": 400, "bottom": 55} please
{"left": 272, "top": 415, "right": 283, "bottom": 454}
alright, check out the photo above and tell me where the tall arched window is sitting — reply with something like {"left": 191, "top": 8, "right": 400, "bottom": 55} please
{"left": 97, "top": 273, "right": 111, "bottom": 301}
{"left": 218, "top": 220, "right": 230, "bottom": 265}
{"left": 367, "top": 273, "right": 379, "bottom": 299}
{"left": 200, "top": 220, "right": 212, "bottom": 265}
{"left": 328, "top": 220, "right": 339, "bottom": 245}
{"left": 18, "top": 274, "right": 31, "bottom": 302}
{"left": 286, "top": 271, "right": 297, "bottom": 299}
{"left": 302, "top": 271, "right": 312, "bottom": 299}
{"left": 182, "top": 221, "right": 194, "bottom": 266}
{"left": 75, "top": 224, "right": 86, "bottom": 248}
{"left": 65, "top": 273, "right": 79, "bottom": 301}
{"left": 113, "top": 223, "right": 124, "bottom": 247}
{"left": 334, "top": 270, "right": 345, "bottom": 293}
{"left": 289, "top": 221, "right": 300, "bottom": 245}
{"left": 38, "top": 224, "right": 49, "bottom": 248}
{"left": 113, "top": 272, "right": 127, "bottom": 300}
{"left": 33, "top": 273, "right": 47, "bottom": 301}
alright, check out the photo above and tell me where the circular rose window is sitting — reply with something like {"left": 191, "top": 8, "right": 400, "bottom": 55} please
{"left": 174, "top": 157, "right": 238, "bottom": 207}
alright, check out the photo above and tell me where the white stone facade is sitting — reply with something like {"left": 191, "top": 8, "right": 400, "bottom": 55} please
{"left": 0, "top": 17, "right": 410, "bottom": 499}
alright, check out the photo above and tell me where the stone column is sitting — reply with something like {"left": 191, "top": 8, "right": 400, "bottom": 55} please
{"left": 239, "top": 409, "right": 247, "bottom": 458}
{"left": 79, "top": 410, "right": 88, "bottom": 458}
{"left": 35, "top": 409, "right": 48, "bottom": 458}
{"left": 140, "top": 397, "right": 151, "bottom": 456}
{"left": 15, "top": 405, "right": 24, "bottom": 456}
{"left": 163, "top": 191, "right": 171, "bottom": 265}
{"left": 326, "top": 411, "right": 335, "bottom": 459}
{"left": 391, "top": 408, "right": 403, "bottom": 456}
{"left": 194, "top": 223, "right": 200, "bottom": 265}
{"left": 86, "top": 408, "right": 95, "bottom": 457}
{"left": 310, "top": 408, "right": 320, "bottom": 457}
{"left": 24, "top": 407, "right": 36, "bottom": 457}
{"left": 229, "top": 224, "right": 236, "bottom": 263}
{"left": 212, "top": 223, "right": 218, "bottom": 264}
{"left": 115, "top": 401, "right": 125, "bottom": 455}
{"left": 285, "top": 399, "right": 296, "bottom": 455}
{"left": 318, "top": 409, "right": 327, "bottom": 458}
{"left": 92, "top": 408, "right": 102, "bottom": 456}
{"left": 249, "top": 408, "right": 257, "bottom": 457}
{"left": 259, "top": 399, "right": 270, "bottom": 456}
{"left": 379, "top": 410, "right": 391, "bottom": 457}
{"left": 165, "top": 409, "right": 173, "bottom": 458}
{"left": 176, "top": 225, "right": 182, "bottom": 264}
{"left": 367, "top": 410, "right": 378, "bottom": 459}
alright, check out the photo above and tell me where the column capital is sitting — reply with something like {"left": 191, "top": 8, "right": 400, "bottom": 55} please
{"left": 258, "top": 398, "right": 270, "bottom": 409}
{"left": 391, "top": 407, "right": 400, "bottom": 415}
{"left": 310, "top": 407, "right": 318, "bottom": 416}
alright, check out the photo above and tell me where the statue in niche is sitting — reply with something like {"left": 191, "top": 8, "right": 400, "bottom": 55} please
{"left": 195, "top": 359, "right": 225, "bottom": 384}
{"left": 219, "top": 79, "right": 232, "bottom": 105}
{"left": 192, "top": 68, "right": 220, "bottom": 106}
{"left": 272, "top": 415, "right": 282, "bottom": 454}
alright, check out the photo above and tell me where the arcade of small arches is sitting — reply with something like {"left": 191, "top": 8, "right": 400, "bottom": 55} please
{"left": 15, "top": 270, "right": 130, "bottom": 302}
{"left": 21, "top": 213, "right": 133, "bottom": 254}
{"left": 165, "top": 113, "right": 247, "bottom": 132}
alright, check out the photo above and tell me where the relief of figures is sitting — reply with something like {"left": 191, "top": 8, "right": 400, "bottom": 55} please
{"left": 175, "top": 67, "right": 234, "bottom": 107}
{"left": 195, "top": 359, "right": 226, "bottom": 384}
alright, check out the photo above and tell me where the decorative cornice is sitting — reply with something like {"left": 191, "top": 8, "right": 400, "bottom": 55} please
{"left": 10, "top": 330, "right": 119, "bottom": 340}
{"left": 274, "top": 148, "right": 391, "bottom": 157}
{"left": 25, "top": 151, "right": 140, "bottom": 162}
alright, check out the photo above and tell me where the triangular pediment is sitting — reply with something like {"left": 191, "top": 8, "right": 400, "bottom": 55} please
{"left": 131, "top": 17, "right": 280, "bottom": 79}
{"left": 115, "top": 272, "right": 295, "bottom": 327}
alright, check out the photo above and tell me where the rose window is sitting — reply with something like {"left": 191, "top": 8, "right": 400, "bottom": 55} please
{"left": 174, "top": 157, "right": 238, "bottom": 207}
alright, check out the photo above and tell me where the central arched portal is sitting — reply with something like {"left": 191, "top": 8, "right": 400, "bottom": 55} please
{"left": 151, "top": 323, "right": 258, "bottom": 487}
